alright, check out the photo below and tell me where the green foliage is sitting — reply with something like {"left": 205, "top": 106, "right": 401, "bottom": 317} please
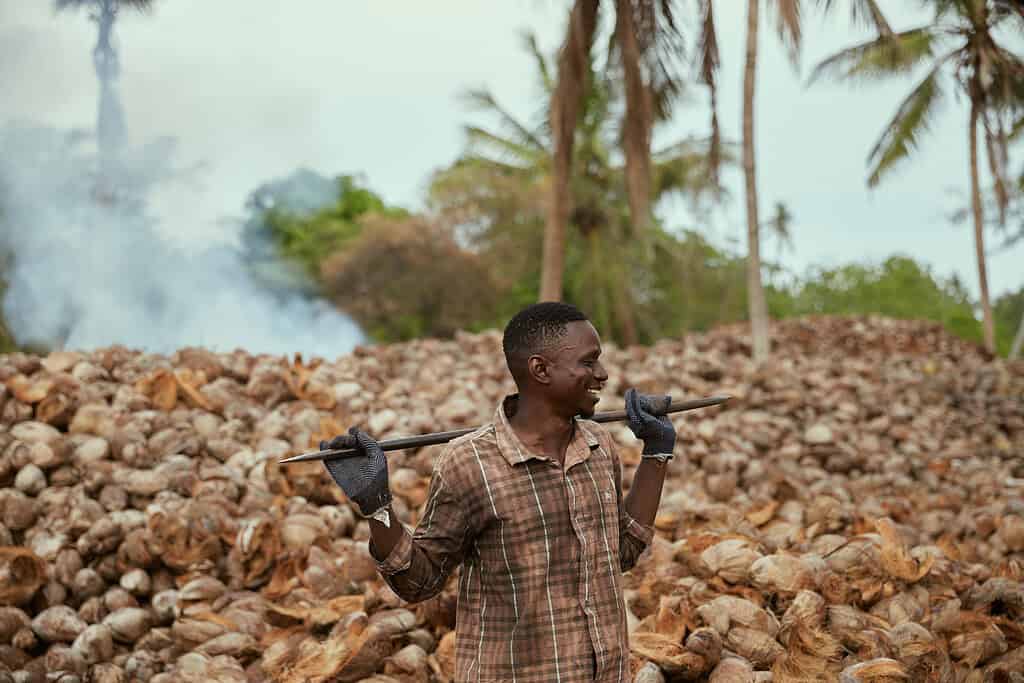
{"left": 767, "top": 255, "right": 997, "bottom": 347}
{"left": 244, "top": 172, "right": 407, "bottom": 290}
{"left": 994, "top": 287, "right": 1024, "bottom": 357}
{"left": 260, "top": 175, "right": 406, "bottom": 283}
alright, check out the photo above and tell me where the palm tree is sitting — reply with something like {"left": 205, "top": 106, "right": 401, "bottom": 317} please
{"left": 430, "top": 33, "right": 725, "bottom": 344}
{"left": 810, "top": 1, "right": 1024, "bottom": 354}
{"left": 541, "top": 0, "right": 719, "bottom": 303}
{"left": 741, "top": 1, "right": 801, "bottom": 363}
{"left": 741, "top": 0, "right": 894, "bottom": 362}
{"left": 55, "top": 0, "right": 154, "bottom": 190}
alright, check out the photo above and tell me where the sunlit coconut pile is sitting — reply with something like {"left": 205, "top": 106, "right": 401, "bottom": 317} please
{"left": 0, "top": 316, "right": 1021, "bottom": 682}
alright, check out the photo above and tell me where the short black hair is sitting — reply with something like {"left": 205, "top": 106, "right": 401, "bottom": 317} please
{"left": 502, "top": 302, "right": 588, "bottom": 381}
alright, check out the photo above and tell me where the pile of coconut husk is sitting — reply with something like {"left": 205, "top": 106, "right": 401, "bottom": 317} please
{"left": 0, "top": 315, "right": 1020, "bottom": 682}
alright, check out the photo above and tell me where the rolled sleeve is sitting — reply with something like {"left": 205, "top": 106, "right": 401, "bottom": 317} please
{"left": 375, "top": 450, "right": 475, "bottom": 604}
{"left": 374, "top": 525, "right": 413, "bottom": 575}
{"left": 622, "top": 510, "right": 655, "bottom": 547}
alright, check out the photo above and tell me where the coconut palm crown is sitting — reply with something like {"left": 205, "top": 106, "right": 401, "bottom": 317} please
{"left": 810, "top": 0, "right": 1024, "bottom": 353}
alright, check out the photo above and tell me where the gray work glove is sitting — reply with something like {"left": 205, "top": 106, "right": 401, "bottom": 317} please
{"left": 624, "top": 388, "right": 676, "bottom": 459}
{"left": 320, "top": 427, "right": 391, "bottom": 518}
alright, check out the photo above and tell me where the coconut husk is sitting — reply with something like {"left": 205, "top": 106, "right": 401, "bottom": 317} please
{"left": 838, "top": 657, "right": 908, "bottom": 682}
{"left": 226, "top": 516, "right": 281, "bottom": 589}
{"left": 630, "top": 631, "right": 707, "bottom": 676}
{"left": 146, "top": 501, "right": 226, "bottom": 573}
{"left": 263, "top": 609, "right": 414, "bottom": 683}
{"left": 708, "top": 656, "right": 755, "bottom": 682}
{"left": 949, "top": 621, "right": 1009, "bottom": 667}
{"left": 265, "top": 595, "right": 364, "bottom": 630}
{"left": 699, "top": 539, "right": 763, "bottom": 584}
{"left": 696, "top": 595, "right": 779, "bottom": 637}
{"left": 0, "top": 547, "right": 47, "bottom": 606}
{"left": 726, "top": 626, "right": 786, "bottom": 668}
{"left": 875, "top": 518, "right": 934, "bottom": 583}
{"left": 427, "top": 630, "right": 456, "bottom": 682}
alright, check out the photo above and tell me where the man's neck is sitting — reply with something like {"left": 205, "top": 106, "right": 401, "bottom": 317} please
{"left": 506, "top": 394, "right": 575, "bottom": 465}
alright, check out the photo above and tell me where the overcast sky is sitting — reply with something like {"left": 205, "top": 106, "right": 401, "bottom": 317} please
{"left": 1, "top": 1, "right": 1021, "bottom": 299}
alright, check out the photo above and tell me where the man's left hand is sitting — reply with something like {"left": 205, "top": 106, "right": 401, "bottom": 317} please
{"left": 624, "top": 388, "right": 676, "bottom": 459}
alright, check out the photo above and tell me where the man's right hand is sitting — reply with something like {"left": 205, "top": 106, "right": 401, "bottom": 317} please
{"left": 321, "top": 427, "right": 392, "bottom": 518}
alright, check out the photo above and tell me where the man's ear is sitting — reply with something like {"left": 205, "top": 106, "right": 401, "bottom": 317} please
{"left": 527, "top": 354, "right": 551, "bottom": 385}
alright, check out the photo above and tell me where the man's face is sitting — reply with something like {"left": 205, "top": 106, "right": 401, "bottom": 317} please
{"left": 541, "top": 320, "right": 608, "bottom": 418}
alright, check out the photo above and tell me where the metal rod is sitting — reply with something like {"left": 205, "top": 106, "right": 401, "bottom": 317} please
{"left": 280, "top": 394, "right": 731, "bottom": 464}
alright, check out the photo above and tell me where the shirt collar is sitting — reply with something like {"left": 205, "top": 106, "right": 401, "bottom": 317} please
{"left": 494, "top": 394, "right": 600, "bottom": 467}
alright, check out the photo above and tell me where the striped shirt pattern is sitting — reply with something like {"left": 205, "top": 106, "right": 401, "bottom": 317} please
{"left": 374, "top": 396, "right": 654, "bottom": 682}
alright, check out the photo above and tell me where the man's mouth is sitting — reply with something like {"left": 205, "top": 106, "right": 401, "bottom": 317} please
{"left": 587, "top": 387, "right": 602, "bottom": 401}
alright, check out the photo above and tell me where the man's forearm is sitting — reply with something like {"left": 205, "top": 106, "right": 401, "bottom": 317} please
{"left": 624, "top": 457, "right": 669, "bottom": 527}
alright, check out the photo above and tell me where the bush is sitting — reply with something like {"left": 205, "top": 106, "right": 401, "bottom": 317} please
{"left": 321, "top": 215, "right": 501, "bottom": 342}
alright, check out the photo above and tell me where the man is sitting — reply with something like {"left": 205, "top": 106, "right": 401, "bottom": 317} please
{"left": 321, "top": 302, "right": 676, "bottom": 682}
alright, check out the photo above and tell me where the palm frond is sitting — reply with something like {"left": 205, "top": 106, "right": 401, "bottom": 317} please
{"left": 1011, "top": 114, "right": 1024, "bottom": 142}
{"left": 522, "top": 31, "right": 554, "bottom": 95}
{"left": 633, "top": 0, "right": 687, "bottom": 119}
{"left": 615, "top": 0, "right": 654, "bottom": 232}
{"left": 982, "top": 111, "right": 1011, "bottom": 224}
{"left": 808, "top": 27, "right": 940, "bottom": 84}
{"left": 981, "top": 46, "right": 1024, "bottom": 109}
{"left": 931, "top": 0, "right": 972, "bottom": 21}
{"left": 763, "top": 202, "right": 795, "bottom": 252}
{"left": 697, "top": 0, "right": 720, "bottom": 90}
{"left": 464, "top": 126, "right": 547, "bottom": 168}
{"left": 771, "top": 0, "right": 803, "bottom": 66}
{"left": 651, "top": 135, "right": 729, "bottom": 203}
{"left": 816, "top": 0, "right": 894, "bottom": 37}
{"left": 55, "top": 0, "right": 154, "bottom": 11}
{"left": 460, "top": 88, "right": 546, "bottom": 152}
{"left": 697, "top": 0, "right": 721, "bottom": 188}
{"left": 866, "top": 61, "right": 947, "bottom": 186}
{"left": 458, "top": 153, "right": 540, "bottom": 177}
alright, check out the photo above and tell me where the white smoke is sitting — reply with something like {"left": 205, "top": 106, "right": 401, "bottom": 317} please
{"left": 0, "top": 121, "right": 365, "bottom": 358}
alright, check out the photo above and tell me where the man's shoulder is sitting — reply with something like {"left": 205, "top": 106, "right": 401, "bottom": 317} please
{"left": 436, "top": 423, "right": 499, "bottom": 469}
{"left": 448, "top": 422, "right": 498, "bottom": 449}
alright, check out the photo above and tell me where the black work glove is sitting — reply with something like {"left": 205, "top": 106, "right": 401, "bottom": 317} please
{"left": 624, "top": 388, "right": 676, "bottom": 459}
{"left": 320, "top": 427, "right": 391, "bottom": 518}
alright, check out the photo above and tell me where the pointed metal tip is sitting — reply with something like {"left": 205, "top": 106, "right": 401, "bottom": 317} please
{"left": 279, "top": 452, "right": 318, "bottom": 465}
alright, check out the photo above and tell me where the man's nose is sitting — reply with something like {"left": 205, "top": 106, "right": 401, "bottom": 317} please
{"left": 594, "top": 362, "right": 609, "bottom": 381}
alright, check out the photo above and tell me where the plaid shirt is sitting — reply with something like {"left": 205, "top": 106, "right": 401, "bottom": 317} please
{"left": 375, "top": 395, "right": 654, "bottom": 683}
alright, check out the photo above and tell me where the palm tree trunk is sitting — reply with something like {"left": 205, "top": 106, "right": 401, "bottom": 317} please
{"left": 1010, "top": 311, "right": 1024, "bottom": 360}
{"left": 616, "top": 0, "right": 653, "bottom": 234}
{"left": 94, "top": 0, "right": 126, "bottom": 190}
{"left": 612, "top": 277, "right": 639, "bottom": 346}
{"left": 540, "top": 0, "right": 599, "bottom": 302}
{"left": 743, "top": 0, "right": 770, "bottom": 362}
{"left": 969, "top": 102, "right": 996, "bottom": 353}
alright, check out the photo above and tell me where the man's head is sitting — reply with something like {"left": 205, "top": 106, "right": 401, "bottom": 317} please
{"left": 502, "top": 302, "right": 608, "bottom": 418}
